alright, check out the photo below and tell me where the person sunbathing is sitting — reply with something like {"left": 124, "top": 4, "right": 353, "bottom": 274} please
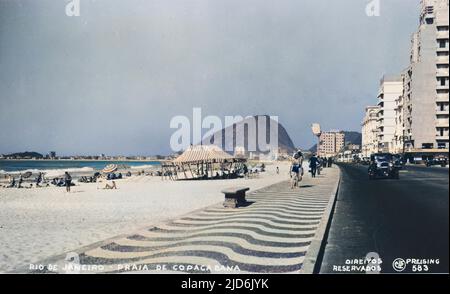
{"left": 104, "top": 180, "right": 117, "bottom": 190}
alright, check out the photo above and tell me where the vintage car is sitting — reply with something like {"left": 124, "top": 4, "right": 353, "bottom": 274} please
{"left": 392, "top": 154, "right": 405, "bottom": 169}
{"left": 368, "top": 153, "right": 400, "bottom": 180}
{"left": 425, "top": 156, "right": 449, "bottom": 167}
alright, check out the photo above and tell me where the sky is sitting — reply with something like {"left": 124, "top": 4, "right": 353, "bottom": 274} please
{"left": 0, "top": 0, "right": 420, "bottom": 156}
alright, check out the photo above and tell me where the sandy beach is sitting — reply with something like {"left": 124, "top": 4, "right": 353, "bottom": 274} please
{"left": 0, "top": 162, "right": 292, "bottom": 273}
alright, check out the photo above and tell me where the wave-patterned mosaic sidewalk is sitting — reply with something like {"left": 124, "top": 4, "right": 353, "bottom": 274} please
{"left": 39, "top": 167, "right": 340, "bottom": 274}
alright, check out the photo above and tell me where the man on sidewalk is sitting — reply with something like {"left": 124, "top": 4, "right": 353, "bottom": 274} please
{"left": 327, "top": 157, "right": 333, "bottom": 167}
{"left": 290, "top": 163, "right": 301, "bottom": 189}
{"left": 290, "top": 149, "right": 304, "bottom": 188}
{"left": 309, "top": 153, "right": 318, "bottom": 178}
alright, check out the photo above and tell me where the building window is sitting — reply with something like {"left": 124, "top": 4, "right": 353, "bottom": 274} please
{"left": 438, "top": 77, "right": 448, "bottom": 86}
{"left": 437, "top": 128, "right": 445, "bottom": 136}
{"left": 439, "top": 40, "right": 446, "bottom": 48}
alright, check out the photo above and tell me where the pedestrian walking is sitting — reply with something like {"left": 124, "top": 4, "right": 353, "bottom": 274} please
{"left": 293, "top": 149, "right": 304, "bottom": 165}
{"left": 322, "top": 157, "right": 328, "bottom": 168}
{"left": 309, "top": 154, "right": 318, "bottom": 178}
{"left": 64, "top": 171, "right": 72, "bottom": 192}
{"left": 290, "top": 149, "right": 304, "bottom": 188}
{"left": 317, "top": 156, "right": 322, "bottom": 175}
{"left": 17, "top": 173, "right": 23, "bottom": 188}
{"left": 276, "top": 166, "right": 279, "bottom": 174}
{"left": 290, "top": 163, "right": 301, "bottom": 189}
{"left": 35, "top": 172, "right": 42, "bottom": 187}
{"left": 328, "top": 157, "right": 333, "bottom": 167}
{"left": 243, "top": 164, "right": 249, "bottom": 178}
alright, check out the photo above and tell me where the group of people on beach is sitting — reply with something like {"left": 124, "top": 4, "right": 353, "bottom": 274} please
{"left": 4, "top": 174, "right": 23, "bottom": 188}
{"left": 289, "top": 150, "right": 334, "bottom": 188}
{"left": 46, "top": 172, "right": 74, "bottom": 191}
{"left": 1, "top": 170, "right": 122, "bottom": 192}
{"left": 2, "top": 171, "right": 72, "bottom": 190}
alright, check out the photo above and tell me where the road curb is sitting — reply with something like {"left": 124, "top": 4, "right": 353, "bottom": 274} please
{"left": 300, "top": 166, "right": 341, "bottom": 274}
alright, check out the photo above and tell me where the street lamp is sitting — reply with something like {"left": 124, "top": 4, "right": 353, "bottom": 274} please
{"left": 311, "top": 123, "right": 321, "bottom": 156}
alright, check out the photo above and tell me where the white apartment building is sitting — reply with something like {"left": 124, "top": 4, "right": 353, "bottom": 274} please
{"left": 377, "top": 75, "right": 404, "bottom": 153}
{"left": 318, "top": 131, "right": 345, "bottom": 157}
{"left": 361, "top": 106, "right": 380, "bottom": 157}
{"left": 404, "top": 0, "right": 449, "bottom": 151}
{"left": 393, "top": 75, "right": 406, "bottom": 154}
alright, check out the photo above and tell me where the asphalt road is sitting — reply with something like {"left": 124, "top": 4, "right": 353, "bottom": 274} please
{"left": 320, "top": 164, "right": 449, "bottom": 273}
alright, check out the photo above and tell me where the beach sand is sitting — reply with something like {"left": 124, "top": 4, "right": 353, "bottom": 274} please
{"left": 0, "top": 162, "right": 292, "bottom": 273}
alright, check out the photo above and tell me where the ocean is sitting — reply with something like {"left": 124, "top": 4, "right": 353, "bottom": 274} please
{"left": 0, "top": 160, "right": 161, "bottom": 177}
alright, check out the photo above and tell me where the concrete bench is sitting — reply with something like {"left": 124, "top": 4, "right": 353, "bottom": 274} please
{"left": 221, "top": 186, "right": 250, "bottom": 208}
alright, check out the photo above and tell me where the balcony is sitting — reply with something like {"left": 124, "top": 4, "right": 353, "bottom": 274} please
{"left": 437, "top": 47, "right": 449, "bottom": 53}
{"left": 377, "top": 90, "right": 384, "bottom": 99}
{"left": 437, "top": 84, "right": 449, "bottom": 91}
{"left": 436, "top": 134, "right": 449, "bottom": 141}
{"left": 436, "top": 119, "right": 450, "bottom": 127}
{"left": 436, "top": 68, "right": 449, "bottom": 77}
{"left": 436, "top": 94, "right": 449, "bottom": 102}
{"left": 436, "top": 109, "right": 449, "bottom": 115}
{"left": 436, "top": 55, "right": 449, "bottom": 64}
{"left": 437, "top": 31, "right": 449, "bottom": 39}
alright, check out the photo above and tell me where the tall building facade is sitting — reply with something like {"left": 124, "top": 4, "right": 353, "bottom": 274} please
{"left": 377, "top": 75, "right": 404, "bottom": 153}
{"left": 318, "top": 131, "right": 345, "bottom": 157}
{"left": 361, "top": 106, "right": 380, "bottom": 157}
{"left": 404, "top": 0, "right": 449, "bottom": 151}
{"left": 393, "top": 74, "right": 406, "bottom": 154}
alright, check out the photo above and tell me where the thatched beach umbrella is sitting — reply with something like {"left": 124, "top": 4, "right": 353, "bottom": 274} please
{"left": 102, "top": 164, "right": 118, "bottom": 174}
{"left": 173, "top": 145, "right": 234, "bottom": 164}
{"left": 171, "top": 145, "right": 243, "bottom": 180}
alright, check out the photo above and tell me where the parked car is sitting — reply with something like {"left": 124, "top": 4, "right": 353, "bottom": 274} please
{"left": 425, "top": 156, "right": 448, "bottom": 167}
{"left": 392, "top": 154, "right": 405, "bottom": 169}
{"left": 368, "top": 153, "right": 400, "bottom": 180}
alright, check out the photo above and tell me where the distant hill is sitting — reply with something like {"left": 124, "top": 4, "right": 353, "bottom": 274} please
{"left": 344, "top": 131, "right": 362, "bottom": 146}
{"left": 201, "top": 115, "right": 296, "bottom": 154}
{"left": 308, "top": 144, "right": 318, "bottom": 153}
{"left": 4, "top": 151, "right": 44, "bottom": 159}
{"left": 308, "top": 131, "right": 362, "bottom": 152}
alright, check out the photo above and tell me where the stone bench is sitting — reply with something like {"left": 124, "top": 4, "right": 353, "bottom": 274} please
{"left": 221, "top": 186, "right": 250, "bottom": 208}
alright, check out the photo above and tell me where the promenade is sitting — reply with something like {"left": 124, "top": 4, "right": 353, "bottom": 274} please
{"left": 31, "top": 166, "right": 340, "bottom": 274}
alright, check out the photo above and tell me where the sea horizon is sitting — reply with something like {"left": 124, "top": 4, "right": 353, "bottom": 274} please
{"left": 0, "top": 159, "right": 162, "bottom": 174}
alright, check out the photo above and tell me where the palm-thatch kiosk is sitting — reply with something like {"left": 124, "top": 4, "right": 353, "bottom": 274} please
{"left": 164, "top": 145, "right": 246, "bottom": 180}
